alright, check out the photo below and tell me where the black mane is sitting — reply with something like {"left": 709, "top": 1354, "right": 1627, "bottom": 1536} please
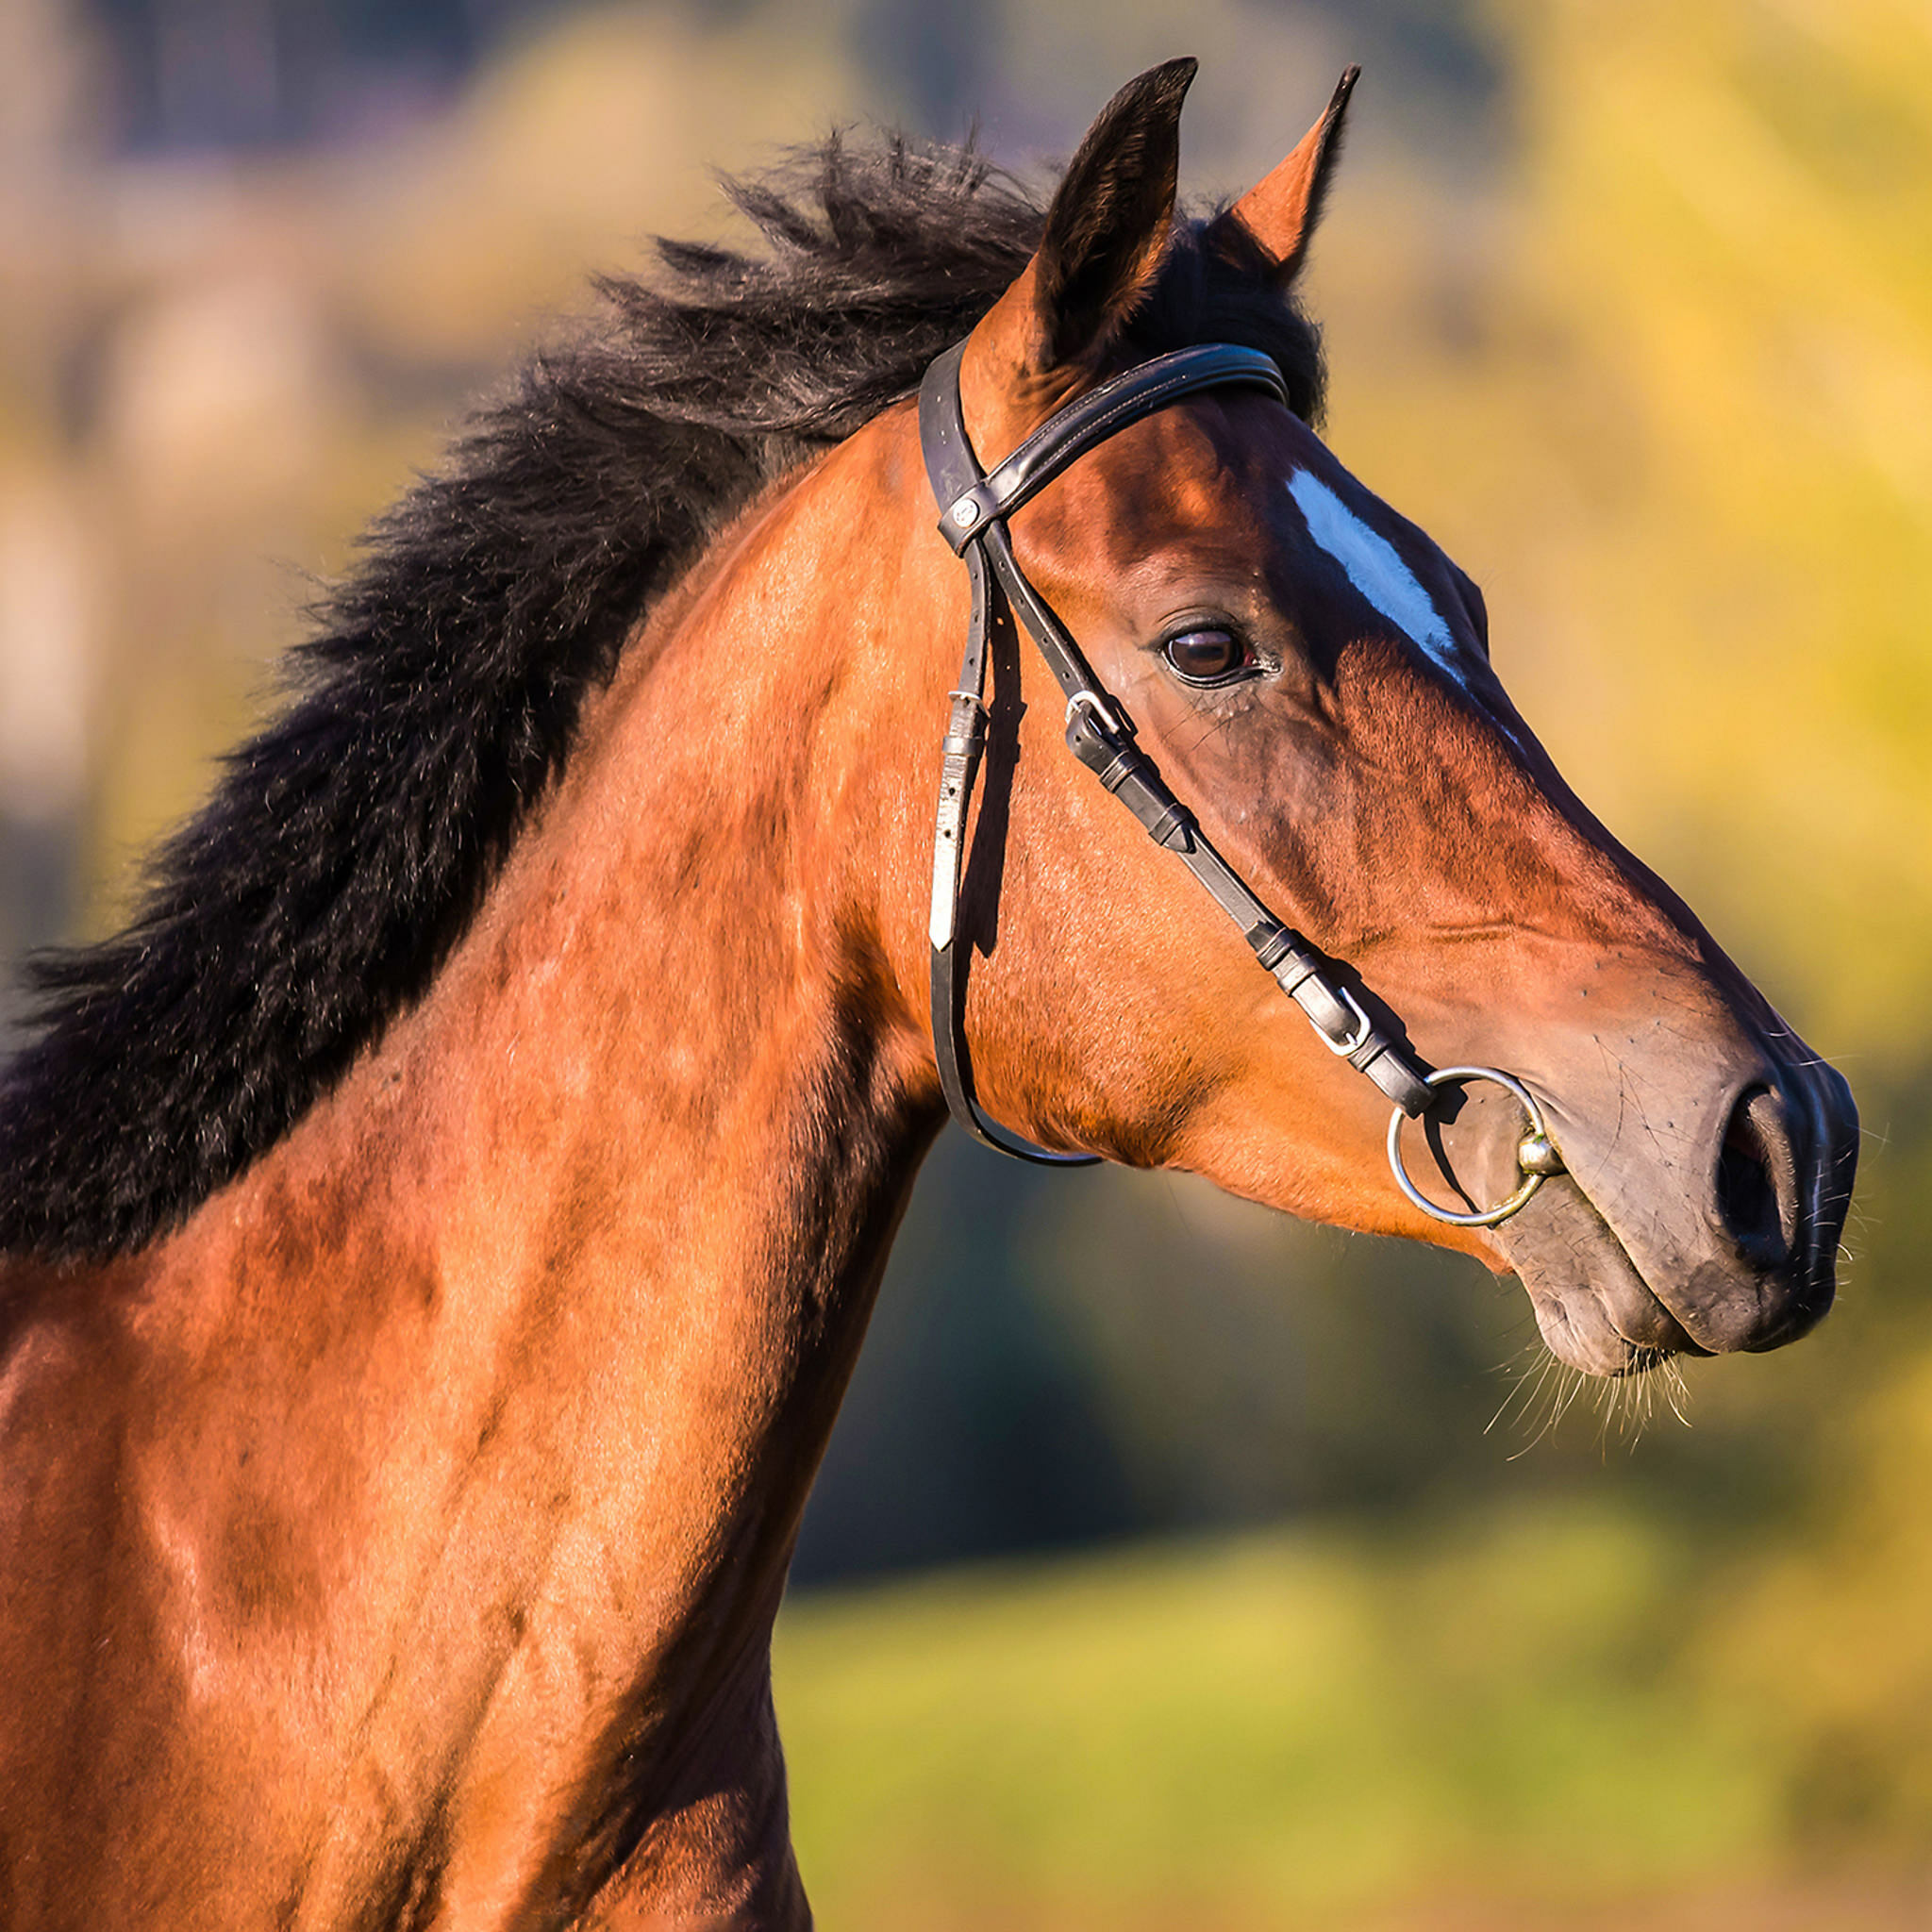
{"left": 0, "top": 135, "right": 1326, "bottom": 1259}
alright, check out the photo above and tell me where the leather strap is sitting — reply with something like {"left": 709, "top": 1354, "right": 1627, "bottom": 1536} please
{"left": 933, "top": 342, "right": 1288, "bottom": 554}
{"left": 918, "top": 340, "right": 1434, "bottom": 1164}
{"left": 921, "top": 346, "right": 1092, "bottom": 1162}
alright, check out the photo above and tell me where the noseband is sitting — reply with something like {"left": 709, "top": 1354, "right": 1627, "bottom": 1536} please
{"left": 917, "top": 339, "right": 1564, "bottom": 1228}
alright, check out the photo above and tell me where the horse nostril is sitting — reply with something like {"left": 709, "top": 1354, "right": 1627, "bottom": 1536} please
{"left": 1716, "top": 1084, "right": 1800, "bottom": 1268}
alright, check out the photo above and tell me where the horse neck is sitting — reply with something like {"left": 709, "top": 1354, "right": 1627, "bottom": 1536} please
{"left": 122, "top": 408, "right": 945, "bottom": 1921}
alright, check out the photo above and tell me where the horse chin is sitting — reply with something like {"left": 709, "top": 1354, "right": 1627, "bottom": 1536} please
{"left": 1491, "top": 1174, "right": 1708, "bottom": 1379}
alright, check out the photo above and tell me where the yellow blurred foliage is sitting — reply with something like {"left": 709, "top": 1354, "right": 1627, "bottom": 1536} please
{"left": 1507, "top": 0, "right": 1932, "bottom": 1047}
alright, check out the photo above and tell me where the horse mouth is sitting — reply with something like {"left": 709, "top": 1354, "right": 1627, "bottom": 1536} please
{"left": 1491, "top": 1174, "right": 1711, "bottom": 1379}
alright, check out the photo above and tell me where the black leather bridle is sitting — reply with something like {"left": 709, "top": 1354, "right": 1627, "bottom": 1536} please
{"left": 917, "top": 338, "right": 1565, "bottom": 1226}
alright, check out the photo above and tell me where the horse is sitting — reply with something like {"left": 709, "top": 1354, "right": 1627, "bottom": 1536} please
{"left": 0, "top": 59, "right": 1857, "bottom": 1930}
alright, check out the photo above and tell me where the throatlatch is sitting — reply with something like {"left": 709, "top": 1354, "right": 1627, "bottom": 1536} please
{"left": 917, "top": 337, "right": 1564, "bottom": 1224}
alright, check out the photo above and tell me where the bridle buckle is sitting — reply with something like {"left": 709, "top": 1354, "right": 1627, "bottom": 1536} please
{"left": 1317, "top": 985, "right": 1374, "bottom": 1057}
{"left": 1065, "top": 688, "right": 1132, "bottom": 745}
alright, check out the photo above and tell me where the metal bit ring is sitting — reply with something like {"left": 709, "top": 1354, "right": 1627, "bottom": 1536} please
{"left": 1386, "top": 1066, "right": 1564, "bottom": 1229}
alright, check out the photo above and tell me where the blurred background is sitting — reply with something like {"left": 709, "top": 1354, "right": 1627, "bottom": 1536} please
{"left": 3, "top": 0, "right": 1930, "bottom": 1923}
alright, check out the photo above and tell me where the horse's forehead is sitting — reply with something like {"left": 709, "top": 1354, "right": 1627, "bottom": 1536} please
{"left": 1087, "top": 404, "right": 1474, "bottom": 686}
{"left": 1197, "top": 413, "right": 1468, "bottom": 695}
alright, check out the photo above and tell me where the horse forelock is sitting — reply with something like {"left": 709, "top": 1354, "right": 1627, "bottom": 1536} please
{"left": 0, "top": 139, "right": 1325, "bottom": 1262}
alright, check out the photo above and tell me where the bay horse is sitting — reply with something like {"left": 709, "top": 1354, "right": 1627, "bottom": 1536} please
{"left": 0, "top": 60, "right": 1856, "bottom": 1930}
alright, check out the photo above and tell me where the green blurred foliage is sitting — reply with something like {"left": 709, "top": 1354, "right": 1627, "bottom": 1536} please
{"left": 777, "top": 1507, "right": 1782, "bottom": 1925}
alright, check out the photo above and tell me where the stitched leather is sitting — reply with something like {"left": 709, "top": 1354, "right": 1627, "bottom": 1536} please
{"left": 931, "top": 344, "right": 1287, "bottom": 553}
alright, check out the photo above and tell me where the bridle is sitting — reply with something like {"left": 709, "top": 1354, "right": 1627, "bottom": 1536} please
{"left": 916, "top": 337, "right": 1566, "bottom": 1228}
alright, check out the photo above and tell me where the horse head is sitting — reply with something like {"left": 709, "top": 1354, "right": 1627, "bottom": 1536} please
{"left": 914, "top": 60, "right": 1857, "bottom": 1377}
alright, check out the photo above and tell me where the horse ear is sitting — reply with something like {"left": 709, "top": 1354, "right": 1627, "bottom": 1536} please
{"left": 1031, "top": 58, "right": 1194, "bottom": 366}
{"left": 1206, "top": 65, "right": 1358, "bottom": 285}
{"left": 980, "top": 58, "right": 1195, "bottom": 382}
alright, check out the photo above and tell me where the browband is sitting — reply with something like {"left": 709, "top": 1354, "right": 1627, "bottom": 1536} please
{"left": 925, "top": 341, "right": 1288, "bottom": 555}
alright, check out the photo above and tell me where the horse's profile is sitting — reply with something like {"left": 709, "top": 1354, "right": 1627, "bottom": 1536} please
{"left": 0, "top": 60, "right": 1856, "bottom": 1929}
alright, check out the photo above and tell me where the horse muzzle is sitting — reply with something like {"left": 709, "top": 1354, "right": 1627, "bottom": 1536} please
{"left": 1469, "top": 1037, "right": 1857, "bottom": 1375}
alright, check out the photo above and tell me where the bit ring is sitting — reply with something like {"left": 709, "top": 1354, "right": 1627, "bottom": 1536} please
{"left": 1386, "top": 1066, "right": 1564, "bottom": 1229}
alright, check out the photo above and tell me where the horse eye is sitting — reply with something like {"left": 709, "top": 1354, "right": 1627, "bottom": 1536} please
{"left": 1164, "top": 627, "right": 1248, "bottom": 683}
